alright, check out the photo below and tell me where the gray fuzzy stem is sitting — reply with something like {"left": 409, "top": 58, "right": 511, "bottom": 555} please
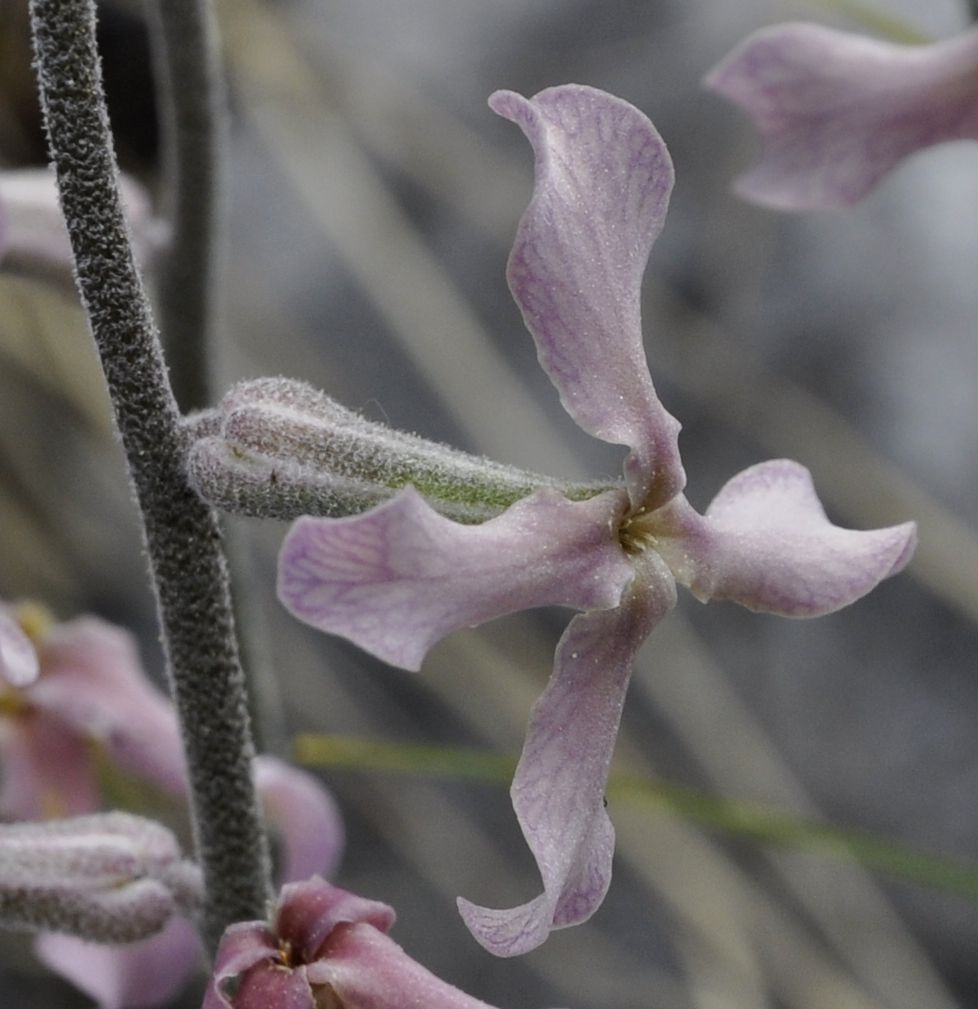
{"left": 146, "top": 0, "right": 224, "bottom": 411}
{"left": 29, "top": 0, "right": 271, "bottom": 951}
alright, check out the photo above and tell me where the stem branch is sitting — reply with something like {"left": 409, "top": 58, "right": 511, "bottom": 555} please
{"left": 147, "top": 0, "right": 224, "bottom": 411}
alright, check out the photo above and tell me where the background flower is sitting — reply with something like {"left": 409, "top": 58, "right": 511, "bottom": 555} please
{"left": 206, "top": 877, "right": 536, "bottom": 1009}
{"left": 0, "top": 601, "right": 343, "bottom": 1009}
{"left": 704, "top": 22, "right": 978, "bottom": 209}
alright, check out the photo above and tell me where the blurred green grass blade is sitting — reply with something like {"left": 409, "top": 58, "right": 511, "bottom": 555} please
{"left": 297, "top": 733, "right": 978, "bottom": 900}
{"left": 296, "top": 733, "right": 518, "bottom": 782}
{"left": 806, "top": 0, "right": 930, "bottom": 43}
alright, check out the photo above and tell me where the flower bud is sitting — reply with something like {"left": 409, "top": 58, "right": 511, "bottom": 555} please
{"left": 187, "top": 378, "right": 607, "bottom": 524}
{"left": 0, "top": 812, "right": 201, "bottom": 942}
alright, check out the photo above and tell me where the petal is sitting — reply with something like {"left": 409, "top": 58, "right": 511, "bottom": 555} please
{"left": 0, "top": 716, "right": 100, "bottom": 819}
{"left": 306, "top": 921, "right": 500, "bottom": 1009}
{"left": 203, "top": 921, "right": 279, "bottom": 1009}
{"left": 490, "top": 85, "right": 684, "bottom": 508}
{"left": 0, "top": 609, "right": 39, "bottom": 687}
{"left": 278, "top": 486, "right": 632, "bottom": 670}
{"left": 669, "top": 460, "right": 916, "bottom": 616}
{"left": 275, "top": 878, "right": 396, "bottom": 964}
{"left": 35, "top": 915, "right": 202, "bottom": 1009}
{"left": 704, "top": 23, "right": 978, "bottom": 209}
{"left": 223, "top": 964, "right": 315, "bottom": 1009}
{"left": 457, "top": 553, "right": 676, "bottom": 956}
{"left": 29, "top": 617, "right": 187, "bottom": 795}
{"left": 254, "top": 756, "right": 345, "bottom": 883}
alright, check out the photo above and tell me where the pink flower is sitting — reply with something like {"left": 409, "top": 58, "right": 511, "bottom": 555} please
{"left": 276, "top": 85, "right": 916, "bottom": 956}
{"left": 205, "top": 877, "right": 536, "bottom": 1009}
{"left": 704, "top": 22, "right": 978, "bottom": 209}
{"left": 0, "top": 601, "right": 344, "bottom": 1007}
{"left": 0, "top": 602, "right": 186, "bottom": 820}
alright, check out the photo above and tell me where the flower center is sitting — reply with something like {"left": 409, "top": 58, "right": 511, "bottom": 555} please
{"left": 617, "top": 508, "right": 662, "bottom": 556}
{"left": 0, "top": 689, "right": 29, "bottom": 717}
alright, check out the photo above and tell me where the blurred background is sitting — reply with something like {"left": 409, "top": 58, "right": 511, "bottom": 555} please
{"left": 1, "top": 0, "right": 978, "bottom": 1006}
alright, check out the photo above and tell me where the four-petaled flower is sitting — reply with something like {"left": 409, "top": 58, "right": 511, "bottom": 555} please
{"left": 205, "top": 876, "right": 548, "bottom": 1009}
{"left": 704, "top": 22, "right": 978, "bottom": 209}
{"left": 275, "top": 84, "right": 916, "bottom": 957}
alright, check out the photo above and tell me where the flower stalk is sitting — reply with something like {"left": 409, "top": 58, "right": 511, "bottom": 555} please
{"left": 146, "top": 0, "right": 225, "bottom": 412}
{"left": 28, "top": 0, "right": 270, "bottom": 951}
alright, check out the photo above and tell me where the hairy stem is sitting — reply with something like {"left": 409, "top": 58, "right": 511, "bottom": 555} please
{"left": 29, "top": 0, "right": 271, "bottom": 951}
{"left": 146, "top": 0, "right": 223, "bottom": 411}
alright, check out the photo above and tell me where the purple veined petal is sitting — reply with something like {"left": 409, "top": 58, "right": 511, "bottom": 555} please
{"left": 278, "top": 486, "right": 633, "bottom": 671}
{"left": 305, "top": 920, "right": 500, "bottom": 1009}
{"left": 671, "top": 459, "right": 916, "bottom": 616}
{"left": 490, "top": 85, "right": 685, "bottom": 509}
{"left": 457, "top": 552, "right": 676, "bottom": 956}
{"left": 0, "top": 609, "right": 38, "bottom": 687}
{"left": 254, "top": 756, "right": 345, "bottom": 883}
{"left": 35, "top": 915, "right": 202, "bottom": 1009}
{"left": 28, "top": 617, "right": 187, "bottom": 795}
{"left": 704, "top": 23, "right": 978, "bottom": 210}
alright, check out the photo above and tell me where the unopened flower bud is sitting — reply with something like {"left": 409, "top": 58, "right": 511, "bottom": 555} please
{"left": 0, "top": 812, "right": 201, "bottom": 943}
{"left": 187, "top": 377, "right": 609, "bottom": 524}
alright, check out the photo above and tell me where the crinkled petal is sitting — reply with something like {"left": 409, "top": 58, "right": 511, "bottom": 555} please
{"left": 490, "top": 85, "right": 684, "bottom": 508}
{"left": 203, "top": 921, "right": 280, "bottom": 1009}
{"left": 278, "top": 486, "right": 632, "bottom": 671}
{"left": 35, "top": 915, "right": 202, "bottom": 1009}
{"left": 275, "top": 878, "right": 396, "bottom": 964}
{"left": 223, "top": 965, "right": 315, "bottom": 1009}
{"left": 0, "top": 609, "right": 38, "bottom": 686}
{"left": 306, "top": 921, "right": 500, "bottom": 1009}
{"left": 254, "top": 756, "right": 345, "bottom": 883}
{"left": 672, "top": 460, "right": 916, "bottom": 616}
{"left": 457, "top": 553, "right": 676, "bottom": 956}
{"left": 704, "top": 23, "right": 978, "bottom": 209}
{"left": 29, "top": 617, "right": 186, "bottom": 794}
